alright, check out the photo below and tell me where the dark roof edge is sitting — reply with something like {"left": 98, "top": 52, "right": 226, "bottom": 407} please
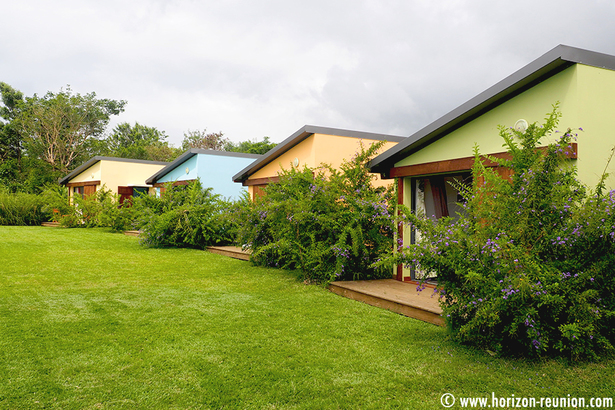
{"left": 59, "top": 156, "right": 169, "bottom": 185}
{"left": 368, "top": 44, "right": 615, "bottom": 174}
{"left": 232, "top": 125, "right": 405, "bottom": 182}
{"left": 145, "top": 149, "right": 263, "bottom": 184}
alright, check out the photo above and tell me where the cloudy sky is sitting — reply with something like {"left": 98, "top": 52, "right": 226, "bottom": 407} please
{"left": 3, "top": 0, "right": 615, "bottom": 147}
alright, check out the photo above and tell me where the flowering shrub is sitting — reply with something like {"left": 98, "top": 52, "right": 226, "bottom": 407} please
{"left": 382, "top": 106, "right": 615, "bottom": 359}
{"left": 235, "top": 141, "right": 396, "bottom": 283}
{"left": 135, "top": 180, "right": 236, "bottom": 248}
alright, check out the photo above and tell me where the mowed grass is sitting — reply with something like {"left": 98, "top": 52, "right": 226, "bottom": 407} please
{"left": 0, "top": 227, "right": 613, "bottom": 409}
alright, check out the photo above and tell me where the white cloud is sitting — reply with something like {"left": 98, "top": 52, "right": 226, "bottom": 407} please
{"left": 3, "top": 0, "right": 615, "bottom": 148}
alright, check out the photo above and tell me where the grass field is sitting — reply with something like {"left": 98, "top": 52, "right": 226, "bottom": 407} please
{"left": 0, "top": 227, "right": 613, "bottom": 409}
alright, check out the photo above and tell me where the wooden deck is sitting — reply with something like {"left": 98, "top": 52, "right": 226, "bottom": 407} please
{"left": 41, "top": 222, "right": 60, "bottom": 227}
{"left": 329, "top": 279, "right": 444, "bottom": 326}
{"left": 207, "top": 246, "right": 251, "bottom": 261}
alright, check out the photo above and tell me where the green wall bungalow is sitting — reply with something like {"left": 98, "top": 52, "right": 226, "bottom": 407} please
{"left": 145, "top": 149, "right": 262, "bottom": 199}
{"left": 368, "top": 45, "right": 615, "bottom": 282}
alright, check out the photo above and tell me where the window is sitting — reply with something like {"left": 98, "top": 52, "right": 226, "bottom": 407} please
{"left": 73, "top": 186, "right": 84, "bottom": 199}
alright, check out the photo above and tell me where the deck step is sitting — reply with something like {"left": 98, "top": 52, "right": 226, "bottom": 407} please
{"left": 41, "top": 222, "right": 60, "bottom": 227}
{"left": 207, "top": 246, "right": 251, "bottom": 261}
{"left": 124, "top": 230, "right": 141, "bottom": 237}
{"left": 329, "top": 279, "right": 444, "bottom": 326}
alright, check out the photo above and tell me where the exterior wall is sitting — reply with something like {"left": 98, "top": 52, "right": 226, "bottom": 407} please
{"left": 195, "top": 154, "right": 253, "bottom": 199}
{"left": 312, "top": 133, "right": 400, "bottom": 189}
{"left": 246, "top": 134, "right": 400, "bottom": 199}
{"left": 392, "top": 63, "right": 615, "bottom": 280}
{"left": 156, "top": 155, "right": 199, "bottom": 183}
{"left": 100, "top": 161, "right": 167, "bottom": 194}
{"left": 69, "top": 161, "right": 102, "bottom": 184}
{"left": 155, "top": 154, "right": 254, "bottom": 199}
{"left": 66, "top": 161, "right": 102, "bottom": 202}
{"left": 575, "top": 64, "right": 615, "bottom": 189}
{"left": 394, "top": 65, "right": 580, "bottom": 170}
{"left": 250, "top": 134, "right": 316, "bottom": 179}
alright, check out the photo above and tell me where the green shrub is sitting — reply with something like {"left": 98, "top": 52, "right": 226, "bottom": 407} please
{"left": 235, "top": 141, "right": 396, "bottom": 283}
{"left": 0, "top": 185, "right": 50, "bottom": 225}
{"left": 48, "top": 186, "right": 134, "bottom": 232}
{"left": 381, "top": 106, "right": 615, "bottom": 360}
{"left": 135, "top": 181, "right": 235, "bottom": 248}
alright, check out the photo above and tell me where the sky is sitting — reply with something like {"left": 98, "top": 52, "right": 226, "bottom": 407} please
{"left": 3, "top": 0, "right": 615, "bottom": 148}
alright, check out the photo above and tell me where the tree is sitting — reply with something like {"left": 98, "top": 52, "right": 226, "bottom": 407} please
{"left": 0, "top": 82, "right": 25, "bottom": 161}
{"left": 105, "top": 122, "right": 180, "bottom": 161}
{"left": 13, "top": 86, "right": 126, "bottom": 174}
{"left": 181, "top": 129, "right": 229, "bottom": 151}
{"left": 226, "top": 136, "right": 277, "bottom": 155}
{"left": 181, "top": 129, "right": 278, "bottom": 155}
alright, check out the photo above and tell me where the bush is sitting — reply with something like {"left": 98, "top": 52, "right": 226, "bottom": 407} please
{"left": 0, "top": 185, "right": 51, "bottom": 225}
{"left": 135, "top": 181, "right": 235, "bottom": 248}
{"left": 44, "top": 185, "right": 134, "bottom": 232}
{"left": 382, "top": 106, "right": 615, "bottom": 360}
{"left": 235, "top": 141, "right": 396, "bottom": 283}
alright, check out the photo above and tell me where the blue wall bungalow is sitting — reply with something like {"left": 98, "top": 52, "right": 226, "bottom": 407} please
{"left": 145, "top": 149, "right": 263, "bottom": 199}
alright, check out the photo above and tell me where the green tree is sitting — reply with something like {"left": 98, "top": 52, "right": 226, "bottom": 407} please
{"left": 226, "top": 136, "right": 277, "bottom": 155}
{"left": 181, "top": 129, "right": 229, "bottom": 151}
{"left": 0, "top": 82, "right": 25, "bottom": 161}
{"left": 13, "top": 85, "right": 125, "bottom": 174}
{"left": 105, "top": 122, "right": 180, "bottom": 161}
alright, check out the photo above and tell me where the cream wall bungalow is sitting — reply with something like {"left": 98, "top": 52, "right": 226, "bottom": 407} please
{"left": 59, "top": 156, "right": 168, "bottom": 203}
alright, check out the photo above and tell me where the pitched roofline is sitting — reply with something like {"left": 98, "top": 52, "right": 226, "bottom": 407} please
{"left": 58, "top": 156, "right": 169, "bottom": 185}
{"left": 145, "top": 149, "right": 263, "bottom": 185}
{"left": 368, "top": 44, "right": 615, "bottom": 176}
{"left": 232, "top": 125, "right": 405, "bottom": 183}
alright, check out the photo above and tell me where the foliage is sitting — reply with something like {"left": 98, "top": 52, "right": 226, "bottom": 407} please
{"left": 0, "top": 185, "right": 51, "bottom": 225}
{"left": 12, "top": 85, "right": 126, "bottom": 174}
{"left": 235, "top": 141, "right": 395, "bottom": 283}
{"left": 381, "top": 106, "right": 615, "bottom": 360}
{"left": 181, "top": 129, "right": 229, "bottom": 151}
{"left": 226, "top": 136, "right": 277, "bottom": 154}
{"left": 48, "top": 186, "right": 134, "bottom": 232}
{"left": 0, "top": 157, "right": 61, "bottom": 194}
{"left": 135, "top": 180, "right": 236, "bottom": 248}
{"left": 182, "top": 130, "right": 277, "bottom": 155}
{"left": 0, "top": 82, "right": 24, "bottom": 162}
{"left": 104, "top": 122, "right": 181, "bottom": 161}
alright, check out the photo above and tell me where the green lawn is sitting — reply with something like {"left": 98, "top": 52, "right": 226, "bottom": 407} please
{"left": 0, "top": 227, "right": 613, "bottom": 409}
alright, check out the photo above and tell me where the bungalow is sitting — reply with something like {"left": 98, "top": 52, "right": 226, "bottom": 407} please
{"left": 232, "top": 125, "right": 405, "bottom": 199}
{"left": 59, "top": 156, "right": 168, "bottom": 204}
{"left": 368, "top": 45, "right": 615, "bottom": 282}
{"left": 145, "top": 149, "right": 263, "bottom": 199}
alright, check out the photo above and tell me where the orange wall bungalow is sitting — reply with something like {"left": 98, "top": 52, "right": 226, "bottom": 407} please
{"left": 368, "top": 45, "right": 615, "bottom": 282}
{"left": 59, "top": 156, "right": 168, "bottom": 203}
{"left": 232, "top": 125, "right": 405, "bottom": 199}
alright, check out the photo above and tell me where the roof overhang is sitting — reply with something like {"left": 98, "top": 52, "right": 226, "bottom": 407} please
{"left": 58, "top": 156, "right": 169, "bottom": 185}
{"left": 145, "top": 148, "right": 262, "bottom": 185}
{"left": 232, "top": 125, "right": 405, "bottom": 183}
{"left": 368, "top": 45, "right": 615, "bottom": 177}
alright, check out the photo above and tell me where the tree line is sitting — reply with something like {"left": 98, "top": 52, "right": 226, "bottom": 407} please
{"left": 0, "top": 82, "right": 277, "bottom": 193}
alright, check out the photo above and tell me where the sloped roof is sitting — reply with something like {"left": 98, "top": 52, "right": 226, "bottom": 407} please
{"left": 146, "top": 148, "right": 262, "bottom": 185}
{"left": 58, "top": 156, "right": 169, "bottom": 185}
{"left": 368, "top": 45, "right": 615, "bottom": 176}
{"left": 232, "top": 125, "right": 405, "bottom": 183}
